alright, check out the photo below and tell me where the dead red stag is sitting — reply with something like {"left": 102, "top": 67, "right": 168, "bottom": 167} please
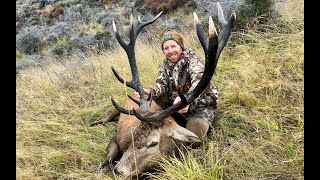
{"left": 91, "top": 2, "right": 236, "bottom": 178}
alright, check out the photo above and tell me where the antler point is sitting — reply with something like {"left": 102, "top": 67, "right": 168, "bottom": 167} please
{"left": 112, "top": 20, "right": 117, "bottom": 32}
{"left": 231, "top": 10, "right": 236, "bottom": 20}
{"left": 193, "top": 12, "right": 200, "bottom": 25}
{"left": 209, "top": 16, "right": 217, "bottom": 37}
{"left": 129, "top": 14, "right": 134, "bottom": 29}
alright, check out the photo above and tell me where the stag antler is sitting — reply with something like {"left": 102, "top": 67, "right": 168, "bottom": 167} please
{"left": 110, "top": 11, "right": 163, "bottom": 115}
{"left": 133, "top": 2, "right": 236, "bottom": 122}
{"left": 111, "top": 2, "right": 235, "bottom": 124}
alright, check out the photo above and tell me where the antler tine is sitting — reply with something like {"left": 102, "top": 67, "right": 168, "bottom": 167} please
{"left": 216, "top": 2, "right": 227, "bottom": 27}
{"left": 193, "top": 12, "right": 208, "bottom": 56}
{"left": 134, "top": 11, "right": 163, "bottom": 38}
{"left": 128, "top": 95, "right": 140, "bottom": 105}
{"left": 216, "top": 2, "right": 236, "bottom": 60}
{"left": 208, "top": 16, "right": 219, "bottom": 73}
{"left": 110, "top": 97, "right": 135, "bottom": 115}
{"left": 112, "top": 20, "right": 129, "bottom": 52}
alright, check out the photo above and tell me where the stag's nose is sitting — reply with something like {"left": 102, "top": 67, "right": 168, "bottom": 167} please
{"left": 99, "top": 159, "right": 109, "bottom": 170}
{"left": 114, "top": 167, "right": 121, "bottom": 174}
{"left": 114, "top": 165, "right": 131, "bottom": 178}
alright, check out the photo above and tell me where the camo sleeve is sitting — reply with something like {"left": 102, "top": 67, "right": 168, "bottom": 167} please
{"left": 186, "top": 57, "right": 205, "bottom": 107}
{"left": 150, "top": 64, "right": 169, "bottom": 99}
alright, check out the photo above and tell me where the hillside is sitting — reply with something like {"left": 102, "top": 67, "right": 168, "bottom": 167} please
{"left": 16, "top": 0, "right": 251, "bottom": 72}
{"left": 16, "top": 0, "right": 304, "bottom": 179}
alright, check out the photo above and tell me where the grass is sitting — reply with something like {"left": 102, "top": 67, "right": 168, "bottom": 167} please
{"left": 16, "top": 38, "right": 163, "bottom": 179}
{"left": 16, "top": 0, "right": 303, "bottom": 179}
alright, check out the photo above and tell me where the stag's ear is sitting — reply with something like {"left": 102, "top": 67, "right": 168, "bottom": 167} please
{"left": 168, "top": 124, "right": 202, "bottom": 143}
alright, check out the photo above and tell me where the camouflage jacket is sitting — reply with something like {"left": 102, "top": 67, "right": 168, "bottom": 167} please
{"left": 149, "top": 48, "right": 218, "bottom": 111}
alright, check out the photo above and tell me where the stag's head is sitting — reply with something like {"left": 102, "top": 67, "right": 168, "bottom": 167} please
{"left": 108, "top": 2, "right": 236, "bottom": 178}
{"left": 114, "top": 115, "right": 201, "bottom": 177}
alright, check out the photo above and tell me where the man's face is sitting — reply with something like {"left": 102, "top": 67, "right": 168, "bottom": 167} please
{"left": 162, "top": 40, "right": 183, "bottom": 63}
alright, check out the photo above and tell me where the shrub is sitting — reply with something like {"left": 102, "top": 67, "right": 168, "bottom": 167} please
{"left": 144, "top": 0, "right": 191, "bottom": 14}
{"left": 195, "top": 0, "right": 245, "bottom": 17}
{"left": 235, "top": 0, "right": 274, "bottom": 30}
{"left": 94, "top": 31, "right": 113, "bottom": 50}
{"left": 51, "top": 45, "right": 72, "bottom": 57}
{"left": 18, "top": 32, "right": 43, "bottom": 55}
{"left": 47, "top": 3, "right": 65, "bottom": 25}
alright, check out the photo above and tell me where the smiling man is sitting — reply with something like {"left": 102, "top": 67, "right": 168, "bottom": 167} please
{"left": 135, "top": 29, "right": 219, "bottom": 145}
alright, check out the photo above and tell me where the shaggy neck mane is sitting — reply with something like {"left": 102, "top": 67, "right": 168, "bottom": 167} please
{"left": 133, "top": 122, "right": 157, "bottom": 149}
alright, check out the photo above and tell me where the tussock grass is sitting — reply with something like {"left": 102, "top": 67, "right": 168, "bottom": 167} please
{"left": 16, "top": 0, "right": 303, "bottom": 179}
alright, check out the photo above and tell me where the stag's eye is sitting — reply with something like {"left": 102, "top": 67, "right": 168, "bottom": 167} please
{"left": 147, "top": 141, "right": 158, "bottom": 148}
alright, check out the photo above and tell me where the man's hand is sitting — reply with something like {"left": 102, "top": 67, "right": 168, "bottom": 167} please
{"left": 133, "top": 88, "right": 151, "bottom": 100}
{"left": 173, "top": 96, "right": 189, "bottom": 113}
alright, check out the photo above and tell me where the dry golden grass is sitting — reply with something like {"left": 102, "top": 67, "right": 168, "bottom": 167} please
{"left": 16, "top": 38, "right": 165, "bottom": 179}
{"left": 16, "top": 0, "right": 303, "bottom": 179}
{"left": 145, "top": 30, "right": 303, "bottom": 180}
{"left": 148, "top": 0, "right": 304, "bottom": 178}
